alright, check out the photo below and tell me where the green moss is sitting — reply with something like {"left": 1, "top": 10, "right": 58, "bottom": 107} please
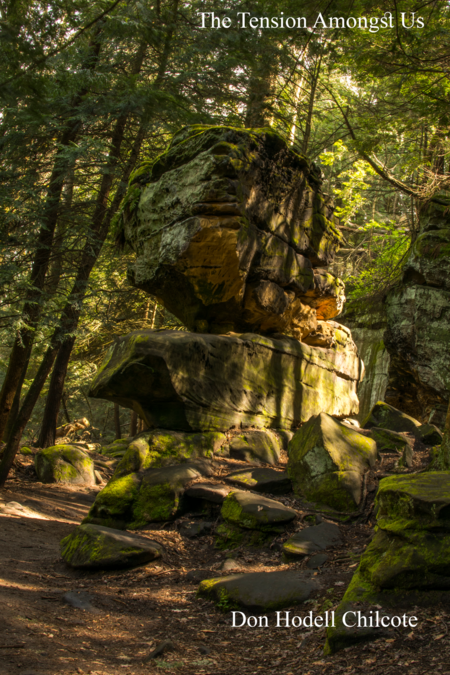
{"left": 131, "top": 481, "right": 177, "bottom": 528}
{"left": 86, "top": 473, "right": 141, "bottom": 525}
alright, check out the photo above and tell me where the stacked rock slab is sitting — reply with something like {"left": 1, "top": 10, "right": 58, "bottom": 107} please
{"left": 121, "top": 125, "right": 344, "bottom": 337}
{"left": 90, "top": 126, "right": 363, "bottom": 431}
{"left": 325, "top": 472, "right": 450, "bottom": 654}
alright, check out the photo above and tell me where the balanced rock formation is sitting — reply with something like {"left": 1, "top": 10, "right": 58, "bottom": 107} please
{"left": 384, "top": 196, "right": 450, "bottom": 426}
{"left": 120, "top": 125, "right": 344, "bottom": 339}
{"left": 89, "top": 330, "right": 362, "bottom": 432}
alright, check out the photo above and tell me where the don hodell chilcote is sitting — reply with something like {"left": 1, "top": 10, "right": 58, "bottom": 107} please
{"left": 232, "top": 610, "right": 419, "bottom": 629}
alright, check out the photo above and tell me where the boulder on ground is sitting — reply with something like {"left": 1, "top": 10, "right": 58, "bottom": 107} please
{"left": 367, "top": 427, "right": 411, "bottom": 454}
{"left": 84, "top": 459, "right": 214, "bottom": 529}
{"left": 417, "top": 423, "right": 443, "bottom": 446}
{"left": 100, "top": 438, "right": 130, "bottom": 458}
{"left": 89, "top": 330, "right": 362, "bottom": 432}
{"left": 224, "top": 467, "right": 292, "bottom": 494}
{"left": 287, "top": 413, "right": 378, "bottom": 511}
{"left": 221, "top": 490, "right": 296, "bottom": 531}
{"left": 197, "top": 570, "right": 317, "bottom": 611}
{"left": 362, "top": 401, "right": 421, "bottom": 435}
{"left": 121, "top": 125, "right": 344, "bottom": 338}
{"left": 228, "top": 430, "right": 282, "bottom": 466}
{"left": 185, "top": 482, "right": 232, "bottom": 504}
{"left": 283, "top": 522, "right": 342, "bottom": 559}
{"left": 60, "top": 524, "right": 163, "bottom": 569}
{"left": 114, "top": 429, "right": 227, "bottom": 478}
{"left": 35, "top": 445, "right": 95, "bottom": 485}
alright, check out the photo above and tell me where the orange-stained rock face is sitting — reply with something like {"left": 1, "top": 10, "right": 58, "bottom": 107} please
{"left": 121, "top": 125, "right": 345, "bottom": 338}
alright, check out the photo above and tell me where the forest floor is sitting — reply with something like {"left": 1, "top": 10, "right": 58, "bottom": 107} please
{"left": 1, "top": 443, "right": 450, "bottom": 675}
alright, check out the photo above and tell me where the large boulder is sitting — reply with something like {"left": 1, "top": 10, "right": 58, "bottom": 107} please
{"left": 60, "top": 524, "right": 163, "bottom": 569}
{"left": 384, "top": 197, "right": 450, "bottom": 426}
{"left": 287, "top": 413, "right": 378, "bottom": 511}
{"left": 84, "top": 459, "right": 214, "bottom": 529}
{"left": 34, "top": 445, "right": 95, "bottom": 485}
{"left": 89, "top": 330, "right": 362, "bottom": 432}
{"left": 120, "top": 125, "right": 344, "bottom": 339}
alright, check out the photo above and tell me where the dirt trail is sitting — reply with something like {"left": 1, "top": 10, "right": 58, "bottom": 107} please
{"left": 1, "top": 466, "right": 450, "bottom": 675}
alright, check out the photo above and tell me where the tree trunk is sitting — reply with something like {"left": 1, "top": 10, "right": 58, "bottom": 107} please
{"left": 0, "top": 36, "right": 102, "bottom": 443}
{"left": 114, "top": 404, "right": 121, "bottom": 440}
{"left": 129, "top": 410, "right": 138, "bottom": 436}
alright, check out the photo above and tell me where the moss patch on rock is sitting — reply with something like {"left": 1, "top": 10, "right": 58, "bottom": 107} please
{"left": 34, "top": 445, "right": 95, "bottom": 485}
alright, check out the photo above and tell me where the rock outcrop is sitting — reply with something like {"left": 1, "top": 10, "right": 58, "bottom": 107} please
{"left": 121, "top": 125, "right": 344, "bottom": 339}
{"left": 287, "top": 413, "right": 378, "bottom": 511}
{"left": 339, "top": 298, "right": 390, "bottom": 423}
{"left": 325, "top": 471, "right": 450, "bottom": 654}
{"left": 89, "top": 330, "right": 362, "bottom": 432}
{"left": 384, "top": 197, "right": 450, "bottom": 426}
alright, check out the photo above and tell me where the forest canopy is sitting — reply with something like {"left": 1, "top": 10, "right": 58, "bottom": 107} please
{"left": 0, "top": 0, "right": 449, "bottom": 478}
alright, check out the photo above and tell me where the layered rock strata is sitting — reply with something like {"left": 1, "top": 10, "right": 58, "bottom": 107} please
{"left": 384, "top": 196, "right": 450, "bottom": 426}
{"left": 120, "top": 125, "right": 344, "bottom": 339}
{"left": 89, "top": 330, "right": 362, "bottom": 432}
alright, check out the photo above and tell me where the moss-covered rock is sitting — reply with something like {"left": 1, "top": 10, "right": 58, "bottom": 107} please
{"left": 114, "top": 430, "right": 227, "bottom": 478}
{"left": 60, "top": 524, "right": 163, "bottom": 569}
{"left": 121, "top": 125, "right": 344, "bottom": 338}
{"left": 228, "top": 430, "right": 281, "bottom": 466}
{"left": 221, "top": 490, "right": 296, "bottom": 531}
{"left": 84, "top": 459, "right": 214, "bottom": 529}
{"left": 324, "top": 470, "right": 450, "bottom": 654}
{"left": 417, "top": 423, "right": 443, "bottom": 446}
{"left": 362, "top": 401, "right": 422, "bottom": 434}
{"left": 214, "top": 522, "right": 274, "bottom": 550}
{"left": 224, "top": 467, "right": 291, "bottom": 494}
{"left": 34, "top": 445, "right": 95, "bottom": 485}
{"left": 89, "top": 330, "right": 362, "bottom": 432}
{"left": 282, "top": 521, "right": 342, "bottom": 559}
{"left": 287, "top": 413, "right": 378, "bottom": 511}
{"left": 197, "top": 570, "right": 317, "bottom": 611}
{"left": 367, "top": 427, "right": 412, "bottom": 454}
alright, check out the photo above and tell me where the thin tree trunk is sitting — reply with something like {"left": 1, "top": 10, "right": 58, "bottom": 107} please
{"left": 129, "top": 410, "right": 138, "bottom": 436}
{"left": 114, "top": 404, "right": 121, "bottom": 440}
{"left": 62, "top": 392, "right": 71, "bottom": 424}
{"left": 0, "top": 37, "right": 102, "bottom": 442}
{"left": 36, "top": 0, "right": 180, "bottom": 449}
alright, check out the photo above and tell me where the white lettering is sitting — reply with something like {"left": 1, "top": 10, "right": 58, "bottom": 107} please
{"left": 401, "top": 12, "right": 415, "bottom": 28}
{"left": 409, "top": 616, "right": 418, "bottom": 627}
{"left": 343, "top": 611, "right": 357, "bottom": 628}
{"left": 329, "top": 17, "right": 345, "bottom": 28}
{"left": 313, "top": 12, "right": 327, "bottom": 28}
{"left": 237, "top": 12, "right": 250, "bottom": 28}
{"left": 347, "top": 17, "right": 357, "bottom": 28}
{"left": 297, "top": 17, "right": 306, "bottom": 28}
{"left": 276, "top": 611, "right": 290, "bottom": 627}
{"left": 232, "top": 611, "right": 247, "bottom": 627}
{"left": 197, "top": 12, "right": 210, "bottom": 28}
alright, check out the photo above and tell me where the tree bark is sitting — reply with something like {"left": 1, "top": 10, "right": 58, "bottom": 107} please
{"left": 114, "top": 404, "right": 121, "bottom": 440}
{"left": 129, "top": 410, "right": 138, "bottom": 436}
{"left": 0, "top": 36, "right": 102, "bottom": 443}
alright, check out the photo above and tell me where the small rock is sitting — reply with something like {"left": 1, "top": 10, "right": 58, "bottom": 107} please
{"left": 198, "top": 645, "right": 210, "bottom": 655}
{"left": 144, "top": 639, "right": 174, "bottom": 661}
{"left": 94, "top": 469, "right": 103, "bottom": 485}
{"left": 306, "top": 553, "right": 328, "bottom": 569}
{"left": 283, "top": 522, "right": 342, "bottom": 559}
{"left": 198, "top": 570, "right": 317, "bottom": 611}
{"left": 63, "top": 590, "right": 98, "bottom": 612}
{"left": 179, "top": 520, "right": 213, "bottom": 538}
{"left": 417, "top": 423, "right": 443, "bottom": 446}
{"left": 60, "top": 524, "right": 163, "bottom": 569}
{"left": 368, "top": 427, "right": 412, "bottom": 454}
{"left": 185, "top": 482, "right": 232, "bottom": 504}
{"left": 34, "top": 445, "right": 96, "bottom": 485}
{"left": 221, "top": 490, "right": 297, "bottom": 530}
{"left": 224, "top": 467, "right": 292, "bottom": 495}
{"left": 221, "top": 559, "right": 241, "bottom": 572}
{"left": 362, "top": 401, "right": 421, "bottom": 435}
